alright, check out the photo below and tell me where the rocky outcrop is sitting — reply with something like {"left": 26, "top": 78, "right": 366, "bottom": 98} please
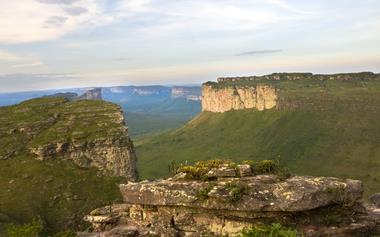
{"left": 81, "top": 167, "right": 380, "bottom": 236}
{"left": 28, "top": 100, "right": 137, "bottom": 179}
{"left": 30, "top": 134, "right": 137, "bottom": 179}
{"left": 202, "top": 72, "right": 380, "bottom": 113}
{"left": 0, "top": 97, "right": 137, "bottom": 180}
{"left": 79, "top": 88, "right": 102, "bottom": 100}
{"left": 202, "top": 84, "right": 277, "bottom": 112}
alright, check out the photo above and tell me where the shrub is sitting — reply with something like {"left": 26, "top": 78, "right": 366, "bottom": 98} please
{"left": 226, "top": 181, "right": 249, "bottom": 202}
{"left": 253, "top": 160, "right": 278, "bottom": 174}
{"left": 197, "top": 183, "right": 215, "bottom": 200}
{"left": 6, "top": 219, "right": 44, "bottom": 237}
{"left": 251, "top": 160, "right": 291, "bottom": 178}
{"left": 176, "top": 159, "right": 236, "bottom": 180}
{"left": 238, "top": 223, "right": 299, "bottom": 237}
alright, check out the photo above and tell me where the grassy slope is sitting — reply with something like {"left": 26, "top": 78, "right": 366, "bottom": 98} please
{"left": 125, "top": 98, "right": 201, "bottom": 138}
{"left": 0, "top": 157, "right": 122, "bottom": 234}
{"left": 0, "top": 98, "right": 126, "bottom": 234}
{"left": 136, "top": 83, "right": 380, "bottom": 197}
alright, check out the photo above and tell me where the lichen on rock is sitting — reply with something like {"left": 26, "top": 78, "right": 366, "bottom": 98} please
{"left": 82, "top": 160, "right": 380, "bottom": 237}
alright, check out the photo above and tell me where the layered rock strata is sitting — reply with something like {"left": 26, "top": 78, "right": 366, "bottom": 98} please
{"left": 29, "top": 100, "right": 137, "bottom": 179}
{"left": 0, "top": 97, "right": 137, "bottom": 180}
{"left": 78, "top": 88, "right": 103, "bottom": 100}
{"left": 202, "top": 85, "right": 277, "bottom": 112}
{"left": 81, "top": 169, "right": 380, "bottom": 236}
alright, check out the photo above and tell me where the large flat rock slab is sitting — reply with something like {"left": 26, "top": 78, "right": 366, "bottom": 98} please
{"left": 120, "top": 175, "right": 363, "bottom": 212}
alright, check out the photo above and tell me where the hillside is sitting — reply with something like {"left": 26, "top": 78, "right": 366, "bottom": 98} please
{"left": 136, "top": 74, "right": 380, "bottom": 197}
{"left": 0, "top": 98, "right": 136, "bottom": 234}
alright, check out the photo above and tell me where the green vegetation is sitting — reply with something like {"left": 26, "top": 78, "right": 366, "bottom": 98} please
{"left": 0, "top": 97, "right": 126, "bottom": 159}
{"left": 237, "top": 223, "right": 299, "bottom": 237}
{"left": 208, "top": 72, "right": 380, "bottom": 89}
{"left": 4, "top": 218, "right": 77, "bottom": 237}
{"left": 175, "top": 159, "right": 236, "bottom": 180}
{"left": 5, "top": 219, "right": 44, "bottom": 237}
{"left": 136, "top": 80, "right": 380, "bottom": 197}
{"left": 124, "top": 98, "right": 201, "bottom": 138}
{"left": 0, "top": 98, "right": 126, "bottom": 235}
{"left": 196, "top": 183, "right": 215, "bottom": 200}
{"left": 225, "top": 181, "right": 249, "bottom": 202}
{"left": 125, "top": 111, "right": 193, "bottom": 138}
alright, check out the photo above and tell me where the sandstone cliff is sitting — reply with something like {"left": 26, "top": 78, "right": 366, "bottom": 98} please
{"left": 202, "top": 84, "right": 277, "bottom": 112}
{"left": 0, "top": 97, "right": 137, "bottom": 180}
{"left": 81, "top": 160, "right": 380, "bottom": 236}
{"left": 202, "top": 72, "right": 380, "bottom": 113}
{"left": 78, "top": 88, "right": 103, "bottom": 100}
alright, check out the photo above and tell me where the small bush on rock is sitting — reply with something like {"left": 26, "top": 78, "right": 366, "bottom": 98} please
{"left": 226, "top": 181, "right": 249, "bottom": 202}
{"left": 176, "top": 159, "right": 236, "bottom": 180}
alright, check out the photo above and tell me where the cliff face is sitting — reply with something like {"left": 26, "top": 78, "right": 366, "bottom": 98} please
{"left": 78, "top": 88, "right": 102, "bottom": 100}
{"left": 0, "top": 97, "right": 137, "bottom": 180}
{"left": 202, "top": 84, "right": 277, "bottom": 112}
{"left": 202, "top": 72, "right": 380, "bottom": 113}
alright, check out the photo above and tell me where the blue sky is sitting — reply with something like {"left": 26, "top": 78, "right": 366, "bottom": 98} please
{"left": 0, "top": 0, "right": 379, "bottom": 92}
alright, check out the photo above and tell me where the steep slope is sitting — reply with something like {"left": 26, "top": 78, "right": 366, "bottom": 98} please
{"left": 136, "top": 74, "right": 380, "bottom": 197}
{"left": 0, "top": 97, "right": 137, "bottom": 179}
{"left": 0, "top": 97, "right": 137, "bottom": 234}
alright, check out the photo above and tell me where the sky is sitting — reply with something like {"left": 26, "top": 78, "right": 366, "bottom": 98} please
{"left": 0, "top": 0, "right": 379, "bottom": 93}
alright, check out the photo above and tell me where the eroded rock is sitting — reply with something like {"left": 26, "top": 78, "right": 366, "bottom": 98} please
{"left": 83, "top": 174, "right": 380, "bottom": 236}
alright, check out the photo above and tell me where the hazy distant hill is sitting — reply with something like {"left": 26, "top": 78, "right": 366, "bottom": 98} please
{"left": 103, "top": 86, "right": 201, "bottom": 137}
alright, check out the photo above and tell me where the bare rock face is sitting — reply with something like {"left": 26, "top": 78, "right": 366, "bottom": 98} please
{"left": 79, "top": 88, "right": 103, "bottom": 100}
{"left": 0, "top": 97, "right": 137, "bottom": 179}
{"left": 120, "top": 176, "right": 362, "bottom": 212}
{"left": 201, "top": 84, "right": 277, "bottom": 112}
{"left": 22, "top": 99, "right": 138, "bottom": 180}
{"left": 83, "top": 173, "right": 380, "bottom": 236}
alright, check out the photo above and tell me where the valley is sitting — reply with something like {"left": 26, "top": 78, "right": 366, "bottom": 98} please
{"left": 136, "top": 73, "right": 380, "bottom": 197}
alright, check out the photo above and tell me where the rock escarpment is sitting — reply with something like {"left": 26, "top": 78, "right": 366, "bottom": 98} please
{"left": 0, "top": 97, "right": 137, "bottom": 180}
{"left": 217, "top": 72, "right": 380, "bottom": 83}
{"left": 81, "top": 162, "right": 380, "bottom": 236}
{"left": 202, "top": 72, "right": 380, "bottom": 113}
{"left": 202, "top": 84, "right": 277, "bottom": 112}
{"left": 78, "top": 88, "right": 103, "bottom": 100}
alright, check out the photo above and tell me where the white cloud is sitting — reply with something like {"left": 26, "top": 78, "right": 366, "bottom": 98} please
{"left": 0, "top": 0, "right": 104, "bottom": 43}
{"left": 133, "top": 0, "right": 313, "bottom": 38}
{"left": 0, "top": 49, "right": 43, "bottom": 68}
{"left": 0, "top": 49, "right": 24, "bottom": 61}
{"left": 0, "top": 0, "right": 311, "bottom": 44}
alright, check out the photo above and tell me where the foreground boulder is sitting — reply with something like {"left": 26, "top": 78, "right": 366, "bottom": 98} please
{"left": 81, "top": 162, "right": 380, "bottom": 236}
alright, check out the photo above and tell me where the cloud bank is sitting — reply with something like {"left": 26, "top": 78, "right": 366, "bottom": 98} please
{"left": 235, "top": 50, "right": 283, "bottom": 56}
